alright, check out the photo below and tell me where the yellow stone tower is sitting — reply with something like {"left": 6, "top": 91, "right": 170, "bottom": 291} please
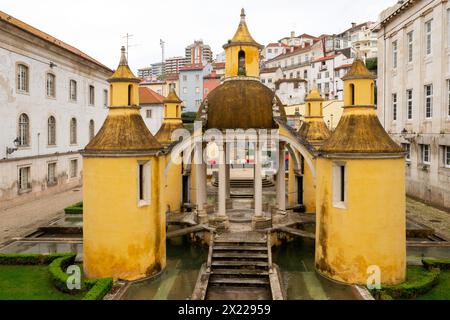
{"left": 82, "top": 47, "right": 166, "bottom": 281}
{"left": 295, "top": 88, "right": 330, "bottom": 212}
{"left": 314, "top": 58, "right": 406, "bottom": 285}
{"left": 223, "top": 8, "right": 263, "bottom": 78}
{"left": 155, "top": 89, "right": 184, "bottom": 214}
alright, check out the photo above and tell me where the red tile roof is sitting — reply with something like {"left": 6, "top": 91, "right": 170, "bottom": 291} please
{"left": 165, "top": 73, "right": 179, "bottom": 81}
{"left": 0, "top": 10, "right": 112, "bottom": 73}
{"left": 313, "top": 54, "right": 339, "bottom": 63}
{"left": 139, "top": 87, "right": 164, "bottom": 105}
{"left": 266, "top": 43, "right": 289, "bottom": 48}
{"left": 213, "top": 62, "right": 225, "bottom": 69}
{"left": 180, "top": 63, "right": 204, "bottom": 71}
{"left": 335, "top": 63, "right": 353, "bottom": 70}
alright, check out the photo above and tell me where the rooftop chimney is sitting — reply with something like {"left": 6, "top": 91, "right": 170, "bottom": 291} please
{"left": 351, "top": 22, "right": 357, "bottom": 28}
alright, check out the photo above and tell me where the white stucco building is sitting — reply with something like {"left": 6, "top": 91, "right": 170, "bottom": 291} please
{"left": 377, "top": 0, "right": 450, "bottom": 209}
{"left": 0, "top": 10, "right": 113, "bottom": 209}
{"left": 310, "top": 53, "right": 354, "bottom": 100}
{"left": 139, "top": 87, "right": 165, "bottom": 135}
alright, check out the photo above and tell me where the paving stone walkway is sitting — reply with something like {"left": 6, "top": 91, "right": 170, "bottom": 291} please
{"left": 407, "top": 197, "right": 450, "bottom": 240}
{"left": 0, "top": 188, "right": 82, "bottom": 244}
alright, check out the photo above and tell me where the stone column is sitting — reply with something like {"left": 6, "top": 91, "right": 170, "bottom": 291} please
{"left": 276, "top": 142, "right": 286, "bottom": 215}
{"left": 252, "top": 140, "right": 271, "bottom": 229}
{"left": 288, "top": 151, "right": 297, "bottom": 207}
{"left": 225, "top": 163, "right": 232, "bottom": 209}
{"left": 216, "top": 142, "right": 229, "bottom": 229}
{"left": 196, "top": 161, "right": 208, "bottom": 224}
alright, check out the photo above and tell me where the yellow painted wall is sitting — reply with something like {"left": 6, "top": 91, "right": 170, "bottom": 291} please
{"left": 225, "top": 45, "right": 260, "bottom": 78}
{"left": 315, "top": 157, "right": 406, "bottom": 285}
{"left": 303, "top": 159, "right": 316, "bottom": 213}
{"left": 160, "top": 153, "right": 182, "bottom": 213}
{"left": 83, "top": 156, "right": 166, "bottom": 281}
{"left": 343, "top": 79, "right": 374, "bottom": 106}
{"left": 288, "top": 155, "right": 296, "bottom": 207}
{"left": 110, "top": 82, "right": 139, "bottom": 107}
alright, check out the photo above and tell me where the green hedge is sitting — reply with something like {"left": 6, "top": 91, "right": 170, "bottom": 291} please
{"left": 422, "top": 258, "right": 450, "bottom": 271}
{"left": 64, "top": 202, "right": 83, "bottom": 215}
{"left": 0, "top": 253, "right": 70, "bottom": 265}
{"left": 82, "top": 278, "right": 113, "bottom": 300}
{"left": 372, "top": 267, "right": 440, "bottom": 300}
{"left": 0, "top": 253, "right": 112, "bottom": 300}
{"left": 48, "top": 254, "right": 113, "bottom": 299}
{"left": 48, "top": 254, "right": 77, "bottom": 293}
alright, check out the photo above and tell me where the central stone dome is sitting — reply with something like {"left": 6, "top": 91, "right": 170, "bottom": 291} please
{"left": 197, "top": 78, "right": 286, "bottom": 130}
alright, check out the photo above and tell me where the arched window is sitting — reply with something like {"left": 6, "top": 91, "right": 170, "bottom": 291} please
{"left": 69, "top": 80, "right": 77, "bottom": 101}
{"left": 371, "top": 83, "right": 375, "bottom": 105}
{"left": 176, "top": 105, "right": 179, "bottom": 118}
{"left": 307, "top": 103, "right": 311, "bottom": 116}
{"left": 70, "top": 118, "right": 77, "bottom": 144}
{"left": 238, "top": 50, "right": 246, "bottom": 75}
{"left": 18, "top": 113, "right": 29, "bottom": 146}
{"left": 89, "top": 120, "right": 95, "bottom": 141}
{"left": 128, "top": 85, "right": 132, "bottom": 105}
{"left": 17, "top": 64, "right": 29, "bottom": 93}
{"left": 350, "top": 83, "right": 355, "bottom": 105}
{"left": 46, "top": 73, "right": 56, "bottom": 98}
{"left": 48, "top": 116, "right": 56, "bottom": 145}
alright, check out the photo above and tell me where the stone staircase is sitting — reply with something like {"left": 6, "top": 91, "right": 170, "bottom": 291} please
{"left": 192, "top": 232, "right": 284, "bottom": 300}
{"left": 211, "top": 172, "right": 274, "bottom": 188}
{"left": 209, "top": 239, "right": 270, "bottom": 288}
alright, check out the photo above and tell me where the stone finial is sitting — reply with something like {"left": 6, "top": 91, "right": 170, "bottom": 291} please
{"left": 240, "top": 8, "right": 246, "bottom": 22}
{"left": 119, "top": 46, "right": 128, "bottom": 65}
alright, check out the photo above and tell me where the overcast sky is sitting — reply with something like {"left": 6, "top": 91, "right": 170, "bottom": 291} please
{"left": 2, "top": 0, "right": 396, "bottom": 72}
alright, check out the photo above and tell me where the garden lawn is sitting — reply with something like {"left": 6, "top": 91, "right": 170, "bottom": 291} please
{"left": 0, "top": 265, "right": 86, "bottom": 300}
{"left": 416, "top": 270, "right": 450, "bottom": 300}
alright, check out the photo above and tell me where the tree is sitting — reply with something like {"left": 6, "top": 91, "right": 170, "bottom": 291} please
{"left": 365, "top": 57, "right": 378, "bottom": 73}
{"left": 181, "top": 112, "right": 198, "bottom": 124}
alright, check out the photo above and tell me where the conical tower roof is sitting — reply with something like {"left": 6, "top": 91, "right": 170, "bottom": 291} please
{"left": 163, "top": 89, "right": 182, "bottom": 103}
{"left": 223, "top": 9, "right": 263, "bottom": 49}
{"left": 84, "top": 47, "right": 162, "bottom": 154}
{"left": 108, "top": 46, "right": 141, "bottom": 83}
{"left": 341, "top": 58, "right": 376, "bottom": 81}
{"left": 320, "top": 59, "right": 403, "bottom": 155}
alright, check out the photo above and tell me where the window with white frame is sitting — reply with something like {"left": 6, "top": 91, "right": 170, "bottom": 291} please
{"left": 425, "top": 20, "right": 432, "bottom": 56}
{"left": 103, "top": 89, "right": 108, "bottom": 108}
{"left": 195, "top": 87, "right": 200, "bottom": 93}
{"left": 70, "top": 159, "right": 78, "bottom": 178}
{"left": 406, "top": 89, "right": 413, "bottom": 120}
{"left": 332, "top": 162, "right": 347, "bottom": 209}
{"left": 402, "top": 143, "right": 411, "bottom": 161}
{"left": 392, "top": 93, "right": 397, "bottom": 121}
{"left": 407, "top": 31, "right": 413, "bottom": 63}
{"left": 70, "top": 118, "right": 77, "bottom": 144}
{"left": 183, "top": 87, "right": 187, "bottom": 94}
{"left": 17, "top": 64, "right": 29, "bottom": 93}
{"left": 445, "top": 146, "right": 450, "bottom": 168}
{"left": 137, "top": 160, "right": 151, "bottom": 206}
{"left": 47, "top": 162, "right": 57, "bottom": 185}
{"left": 46, "top": 73, "right": 56, "bottom": 98}
{"left": 18, "top": 166, "right": 31, "bottom": 191}
{"left": 421, "top": 144, "right": 431, "bottom": 164}
{"left": 47, "top": 116, "right": 56, "bottom": 146}
{"left": 89, "top": 85, "right": 95, "bottom": 105}
{"left": 18, "top": 113, "right": 30, "bottom": 147}
{"left": 425, "top": 84, "right": 433, "bottom": 118}
{"left": 69, "top": 80, "right": 77, "bottom": 101}
{"left": 392, "top": 40, "right": 398, "bottom": 68}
